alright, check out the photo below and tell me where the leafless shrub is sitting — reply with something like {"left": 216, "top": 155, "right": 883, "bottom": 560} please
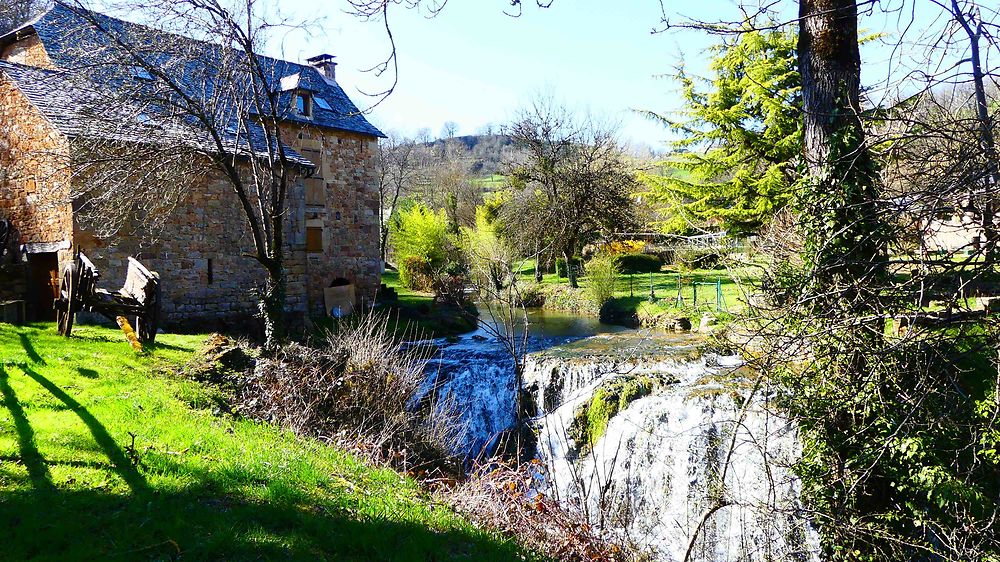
{"left": 236, "top": 312, "right": 463, "bottom": 476}
{"left": 442, "top": 460, "right": 638, "bottom": 562}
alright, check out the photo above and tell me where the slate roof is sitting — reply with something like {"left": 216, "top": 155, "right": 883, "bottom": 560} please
{"left": 0, "top": 59, "right": 316, "bottom": 168}
{"left": 3, "top": 2, "right": 384, "bottom": 138}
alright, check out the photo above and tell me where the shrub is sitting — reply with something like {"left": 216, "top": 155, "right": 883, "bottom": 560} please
{"left": 239, "top": 312, "right": 462, "bottom": 475}
{"left": 390, "top": 202, "right": 451, "bottom": 270}
{"left": 616, "top": 253, "right": 663, "bottom": 274}
{"left": 555, "top": 256, "right": 583, "bottom": 278}
{"left": 518, "top": 284, "right": 546, "bottom": 308}
{"left": 399, "top": 255, "right": 435, "bottom": 291}
{"left": 443, "top": 461, "right": 632, "bottom": 562}
{"left": 675, "top": 249, "right": 722, "bottom": 270}
{"left": 602, "top": 239, "right": 647, "bottom": 256}
{"left": 585, "top": 253, "right": 619, "bottom": 307}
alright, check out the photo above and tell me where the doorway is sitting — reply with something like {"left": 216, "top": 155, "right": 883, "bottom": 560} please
{"left": 27, "top": 252, "right": 59, "bottom": 321}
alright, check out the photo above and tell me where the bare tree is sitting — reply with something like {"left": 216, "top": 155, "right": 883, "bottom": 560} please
{"left": 505, "top": 99, "right": 638, "bottom": 288}
{"left": 376, "top": 133, "right": 416, "bottom": 265}
{"left": 60, "top": 0, "right": 315, "bottom": 350}
{"left": 440, "top": 120, "right": 458, "bottom": 139}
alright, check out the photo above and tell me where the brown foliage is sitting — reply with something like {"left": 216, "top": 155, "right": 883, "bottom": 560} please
{"left": 236, "top": 313, "right": 463, "bottom": 476}
{"left": 442, "top": 461, "right": 636, "bottom": 562}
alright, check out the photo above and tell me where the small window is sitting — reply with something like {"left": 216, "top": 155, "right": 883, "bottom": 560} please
{"left": 306, "top": 227, "right": 323, "bottom": 253}
{"left": 207, "top": 258, "right": 214, "bottom": 285}
{"left": 295, "top": 91, "right": 312, "bottom": 117}
{"left": 314, "top": 97, "right": 332, "bottom": 111}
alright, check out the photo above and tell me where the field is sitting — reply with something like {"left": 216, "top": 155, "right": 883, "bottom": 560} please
{"left": 516, "top": 259, "right": 758, "bottom": 320}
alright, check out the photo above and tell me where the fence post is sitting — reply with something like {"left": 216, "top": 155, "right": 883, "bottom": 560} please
{"left": 716, "top": 279, "right": 722, "bottom": 311}
{"left": 693, "top": 281, "right": 698, "bottom": 308}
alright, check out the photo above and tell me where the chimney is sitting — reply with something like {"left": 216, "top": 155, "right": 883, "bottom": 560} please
{"left": 307, "top": 53, "right": 337, "bottom": 83}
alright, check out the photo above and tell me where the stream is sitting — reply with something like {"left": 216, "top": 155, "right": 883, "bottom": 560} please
{"left": 419, "top": 310, "right": 819, "bottom": 562}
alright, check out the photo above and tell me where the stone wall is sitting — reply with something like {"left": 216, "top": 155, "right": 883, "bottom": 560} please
{"left": 0, "top": 36, "right": 54, "bottom": 69}
{"left": 76, "top": 165, "right": 310, "bottom": 330}
{"left": 0, "top": 74, "right": 72, "bottom": 248}
{"left": 283, "top": 124, "right": 382, "bottom": 315}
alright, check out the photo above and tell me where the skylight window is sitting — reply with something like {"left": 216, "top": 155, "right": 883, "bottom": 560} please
{"left": 136, "top": 113, "right": 158, "bottom": 128}
{"left": 132, "top": 66, "right": 154, "bottom": 81}
{"left": 313, "top": 97, "right": 332, "bottom": 111}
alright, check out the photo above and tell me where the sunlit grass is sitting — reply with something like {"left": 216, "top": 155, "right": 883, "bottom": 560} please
{"left": 0, "top": 322, "right": 533, "bottom": 561}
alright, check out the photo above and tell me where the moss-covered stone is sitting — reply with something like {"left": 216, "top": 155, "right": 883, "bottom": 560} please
{"left": 568, "top": 375, "right": 660, "bottom": 456}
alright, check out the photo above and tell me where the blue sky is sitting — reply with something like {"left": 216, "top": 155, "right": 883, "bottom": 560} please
{"left": 102, "top": 0, "right": 975, "bottom": 149}
{"left": 272, "top": 1, "right": 723, "bottom": 149}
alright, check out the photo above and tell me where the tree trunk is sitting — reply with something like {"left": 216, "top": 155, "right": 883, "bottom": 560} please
{"left": 534, "top": 242, "right": 543, "bottom": 283}
{"left": 380, "top": 226, "right": 390, "bottom": 268}
{"left": 951, "top": 0, "right": 1000, "bottom": 265}
{"left": 260, "top": 263, "right": 286, "bottom": 353}
{"left": 563, "top": 241, "right": 578, "bottom": 288}
{"left": 797, "top": 0, "right": 886, "bottom": 304}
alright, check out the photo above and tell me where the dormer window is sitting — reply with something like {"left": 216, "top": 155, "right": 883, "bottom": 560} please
{"left": 295, "top": 91, "right": 312, "bottom": 118}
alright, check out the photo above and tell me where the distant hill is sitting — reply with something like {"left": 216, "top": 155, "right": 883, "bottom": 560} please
{"left": 418, "top": 134, "right": 517, "bottom": 177}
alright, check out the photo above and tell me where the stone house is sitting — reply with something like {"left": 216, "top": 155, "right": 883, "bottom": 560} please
{"left": 0, "top": 4, "right": 384, "bottom": 327}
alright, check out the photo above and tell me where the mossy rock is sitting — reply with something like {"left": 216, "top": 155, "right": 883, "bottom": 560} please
{"left": 567, "top": 375, "right": 662, "bottom": 457}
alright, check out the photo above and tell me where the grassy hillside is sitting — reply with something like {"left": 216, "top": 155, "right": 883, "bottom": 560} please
{"left": 0, "top": 323, "right": 533, "bottom": 561}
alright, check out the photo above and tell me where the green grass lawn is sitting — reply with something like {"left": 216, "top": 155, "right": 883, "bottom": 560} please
{"left": 382, "top": 270, "right": 434, "bottom": 308}
{"left": 516, "top": 259, "right": 758, "bottom": 318}
{"left": 0, "top": 323, "right": 533, "bottom": 561}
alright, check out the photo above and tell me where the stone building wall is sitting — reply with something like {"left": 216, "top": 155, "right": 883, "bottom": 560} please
{"left": 283, "top": 124, "right": 382, "bottom": 315}
{"left": 0, "top": 74, "right": 72, "bottom": 248}
{"left": 76, "top": 164, "right": 310, "bottom": 330}
{"left": 0, "top": 35, "right": 54, "bottom": 69}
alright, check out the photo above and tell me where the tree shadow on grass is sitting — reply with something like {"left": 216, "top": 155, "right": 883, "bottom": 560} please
{"left": 19, "top": 365, "right": 148, "bottom": 494}
{"left": 0, "top": 479, "right": 531, "bottom": 561}
{"left": 0, "top": 365, "right": 54, "bottom": 495}
{"left": 0, "top": 366, "right": 533, "bottom": 562}
{"left": 18, "top": 333, "right": 45, "bottom": 365}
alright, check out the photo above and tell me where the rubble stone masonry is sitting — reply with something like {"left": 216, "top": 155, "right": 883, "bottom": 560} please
{"left": 0, "top": 75, "right": 72, "bottom": 249}
{"left": 1, "top": 35, "right": 381, "bottom": 326}
{"left": 0, "top": 36, "right": 54, "bottom": 70}
{"left": 77, "top": 164, "right": 312, "bottom": 328}
{"left": 283, "top": 124, "right": 382, "bottom": 315}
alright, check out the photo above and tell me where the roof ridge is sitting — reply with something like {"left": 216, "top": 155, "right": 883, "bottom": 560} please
{"left": 0, "top": 58, "right": 65, "bottom": 75}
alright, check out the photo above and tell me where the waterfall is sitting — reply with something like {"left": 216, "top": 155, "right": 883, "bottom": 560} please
{"left": 528, "top": 349, "right": 819, "bottom": 562}
{"left": 419, "top": 315, "right": 818, "bottom": 561}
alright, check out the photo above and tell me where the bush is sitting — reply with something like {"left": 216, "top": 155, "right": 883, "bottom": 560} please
{"left": 585, "top": 254, "right": 619, "bottom": 307}
{"left": 518, "top": 284, "right": 546, "bottom": 308}
{"left": 399, "top": 255, "right": 435, "bottom": 291}
{"left": 555, "top": 256, "right": 583, "bottom": 278}
{"left": 616, "top": 253, "right": 663, "bottom": 274}
{"left": 675, "top": 249, "right": 722, "bottom": 270}
{"left": 390, "top": 202, "right": 451, "bottom": 271}
{"left": 239, "top": 312, "right": 461, "bottom": 474}
{"left": 443, "top": 461, "right": 632, "bottom": 562}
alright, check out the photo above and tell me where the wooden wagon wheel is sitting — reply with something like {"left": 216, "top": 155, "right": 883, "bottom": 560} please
{"left": 56, "top": 261, "right": 79, "bottom": 337}
{"left": 135, "top": 280, "right": 160, "bottom": 344}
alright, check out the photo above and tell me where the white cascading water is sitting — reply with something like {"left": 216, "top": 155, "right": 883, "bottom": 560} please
{"left": 420, "top": 315, "right": 818, "bottom": 561}
{"left": 526, "top": 340, "right": 819, "bottom": 561}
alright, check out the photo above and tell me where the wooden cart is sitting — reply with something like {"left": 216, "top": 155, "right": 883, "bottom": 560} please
{"left": 54, "top": 250, "right": 161, "bottom": 344}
